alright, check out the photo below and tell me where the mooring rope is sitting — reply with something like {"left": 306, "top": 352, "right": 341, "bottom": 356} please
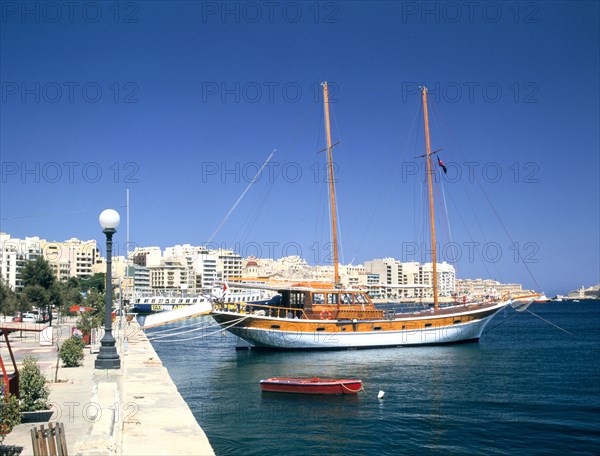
{"left": 482, "top": 307, "right": 521, "bottom": 335}
{"left": 145, "top": 318, "right": 215, "bottom": 336}
{"left": 525, "top": 309, "right": 576, "bottom": 337}
{"left": 340, "top": 382, "right": 367, "bottom": 396}
{"left": 148, "top": 321, "right": 221, "bottom": 340}
{"left": 150, "top": 316, "right": 251, "bottom": 343}
{"left": 483, "top": 304, "right": 575, "bottom": 338}
{"left": 148, "top": 315, "right": 247, "bottom": 340}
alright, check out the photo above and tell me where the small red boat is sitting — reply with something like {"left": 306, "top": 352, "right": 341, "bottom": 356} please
{"left": 260, "top": 377, "right": 363, "bottom": 395}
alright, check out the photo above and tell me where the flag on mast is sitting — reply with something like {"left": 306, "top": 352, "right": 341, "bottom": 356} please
{"left": 437, "top": 156, "right": 447, "bottom": 174}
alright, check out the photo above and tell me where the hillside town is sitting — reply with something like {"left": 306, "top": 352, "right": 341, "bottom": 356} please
{"left": 0, "top": 232, "right": 538, "bottom": 302}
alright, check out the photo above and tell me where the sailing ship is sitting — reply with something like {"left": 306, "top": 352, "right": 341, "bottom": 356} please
{"left": 210, "top": 83, "right": 538, "bottom": 349}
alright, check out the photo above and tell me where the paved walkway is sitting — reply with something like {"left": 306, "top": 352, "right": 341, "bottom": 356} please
{"left": 1, "top": 318, "right": 214, "bottom": 455}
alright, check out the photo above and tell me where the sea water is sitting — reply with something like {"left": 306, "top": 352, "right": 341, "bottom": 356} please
{"left": 151, "top": 301, "right": 600, "bottom": 455}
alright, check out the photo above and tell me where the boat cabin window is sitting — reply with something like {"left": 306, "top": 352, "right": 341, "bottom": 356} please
{"left": 327, "top": 293, "right": 338, "bottom": 305}
{"left": 355, "top": 293, "right": 367, "bottom": 304}
{"left": 313, "top": 293, "right": 324, "bottom": 304}
{"left": 340, "top": 293, "right": 352, "bottom": 305}
{"left": 290, "top": 292, "right": 305, "bottom": 307}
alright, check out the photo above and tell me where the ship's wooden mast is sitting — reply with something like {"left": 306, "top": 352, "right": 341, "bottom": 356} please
{"left": 421, "top": 86, "right": 439, "bottom": 311}
{"left": 322, "top": 82, "right": 340, "bottom": 285}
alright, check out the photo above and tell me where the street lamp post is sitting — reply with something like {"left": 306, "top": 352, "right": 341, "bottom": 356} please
{"left": 95, "top": 209, "right": 121, "bottom": 370}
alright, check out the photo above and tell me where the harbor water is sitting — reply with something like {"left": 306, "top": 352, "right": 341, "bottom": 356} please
{"left": 150, "top": 301, "right": 600, "bottom": 455}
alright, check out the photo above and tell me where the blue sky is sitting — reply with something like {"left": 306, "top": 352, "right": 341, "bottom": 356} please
{"left": 1, "top": 1, "right": 598, "bottom": 295}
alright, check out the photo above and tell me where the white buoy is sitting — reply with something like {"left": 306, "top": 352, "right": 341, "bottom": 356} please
{"left": 377, "top": 390, "right": 385, "bottom": 399}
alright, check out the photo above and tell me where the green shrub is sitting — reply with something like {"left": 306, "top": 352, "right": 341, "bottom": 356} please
{"left": 0, "top": 394, "right": 22, "bottom": 443}
{"left": 60, "top": 336, "right": 85, "bottom": 368}
{"left": 19, "top": 356, "right": 50, "bottom": 412}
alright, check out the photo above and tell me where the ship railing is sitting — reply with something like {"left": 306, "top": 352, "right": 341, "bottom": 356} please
{"left": 212, "top": 302, "right": 307, "bottom": 319}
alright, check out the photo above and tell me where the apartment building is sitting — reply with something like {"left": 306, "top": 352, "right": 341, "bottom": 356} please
{"left": 0, "top": 233, "right": 43, "bottom": 290}
{"left": 364, "top": 258, "right": 455, "bottom": 299}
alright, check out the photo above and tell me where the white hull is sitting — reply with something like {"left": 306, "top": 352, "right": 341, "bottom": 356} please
{"left": 214, "top": 302, "right": 509, "bottom": 349}
{"left": 142, "top": 302, "right": 212, "bottom": 329}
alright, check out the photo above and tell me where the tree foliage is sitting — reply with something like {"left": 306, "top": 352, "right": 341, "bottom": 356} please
{"left": 19, "top": 356, "right": 50, "bottom": 412}
{"left": 60, "top": 283, "right": 83, "bottom": 308}
{"left": 19, "top": 257, "right": 60, "bottom": 324}
{"left": 21, "top": 257, "right": 55, "bottom": 290}
{"left": 0, "top": 393, "right": 21, "bottom": 442}
{"left": 59, "top": 336, "right": 85, "bottom": 367}
{"left": 76, "top": 289, "right": 105, "bottom": 335}
{"left": 3, "top": 259, "right": 106, "bottom": 324}
{"left": 0, "top": 276, "right": 19, "bottom": 316}
{"left": 21, "top": 284, "right": 47, "bottom": 310}
{"left": 79, "top": 273, "right": 106, "bottom": 294}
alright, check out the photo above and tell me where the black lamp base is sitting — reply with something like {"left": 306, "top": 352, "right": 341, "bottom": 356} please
{"left": 95, "top": 356, "right": 121, "bottom": 370}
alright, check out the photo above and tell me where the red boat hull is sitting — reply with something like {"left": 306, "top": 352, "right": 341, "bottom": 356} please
{"left": 260, "top": 377, "right": 363, "bottom": 395}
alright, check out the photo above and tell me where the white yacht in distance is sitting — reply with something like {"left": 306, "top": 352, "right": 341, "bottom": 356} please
{"left": 130, "top": 283, "right": 275, "bottom": 314}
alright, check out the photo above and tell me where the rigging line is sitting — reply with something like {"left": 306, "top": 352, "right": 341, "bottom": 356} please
{"left": 313, "top": 103, "right": 327, "bottom": 249}
{"left": 430, "top": 101, "right": 503, "bottom": 280}
{"left": 433, "top": 174, "right": 452, "bottom": 265}
{"left": 429, "top": 102, "right": 508, "bottom": 282}
{"left": 330, "top": 97, "right": 343, "bottom": 147}
{"left": 234, "top": 149, "right": 284, "bottom": 243}
{"left": 236, "top": 101, "right": 318, "bottom": 246}
{"left": 476, "top": 179, "right": 540, "bottom": 290}
{"left": 439, "top": 179, "right": 460, "bottom": 278}
{"left": 326, "top": 160, "right": 334, "bottom": 267}
{"left": 335, "top": 189, "right": 345, "bottom": 266}
{"left": 151, "top": 315, "right": 251, "bottom": 343}
{"left": 443, "top": 184, "right": 496, "bottom": 280}
{"left": 148, "top": 314, "right": 248, "bottom": 340}
{"left": 0, "top": 209, "right": 91, "bottom": 220}
{"left": 465, "top": 182, "right": 502, "bottom": 279}
{"left": 238, "top": 132, "right": 308, "bottom": 244}
{"left": 145, "top": 318, "right": 216, "bottom": 336}
{"left": 314, "top": 160, "right": 328, "bottom": 255}
{"left": 481, "top": 306, "right": 521, "bottom": 334}
{"left": 427, "top": 102, "right": 464, "bottom": 272}
{"left": 148, "top": 321, "right": 218, "bottom": 340}
{"left": 208, "top": 149, "right": 276, "bottom": 244}
{"left": 434, "top": 175, "right": 455, "bottom": 268}
{"left": 355, "top": 97, "right": 424, "bottom": 259}
{"left": 415, "top": 101, "right": 425, "bottom": 249}
{"left": 525, "top": 309, "right": 576, "bottom": 337}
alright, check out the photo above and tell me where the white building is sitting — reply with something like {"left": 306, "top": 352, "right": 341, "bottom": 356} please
{"left": 128, "top": 265, "right": 151, "bottom": 294}
{"left": 164, "top": 244, "right": 209, "bottom": 258}
{"left": 149, "top": 258, "right": 189, "bottom": 291}
{"left": 456, "top": 278, "right": 523, "bottom": 298}
{"left": 364, "top": 258, "right": 455, "bottom": 300}
{"left": 41, "top": 238, "right": 99, "bottom": 281}
{"left": 421, "top": 262, "right": 455, "bottom": 298}
{"left": 192, "top": 254, "right": 219, "bottom": 288}
{"left": 215, "top": 250, "right": 242, "bottom": 280}
{"left": 129, "top": 246, "right": 162, "bottom": 267}
{"left": 1, "top": 234, "right": 43, "bottom": 289}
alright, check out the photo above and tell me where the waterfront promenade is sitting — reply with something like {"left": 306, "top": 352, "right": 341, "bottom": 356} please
{"left": 1, "top": 318, "right": 214, "bottom": 455}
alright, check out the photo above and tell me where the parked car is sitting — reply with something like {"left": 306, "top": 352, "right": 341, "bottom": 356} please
{"left": 22, "top": 313, "right": 37, "bottom": 323}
